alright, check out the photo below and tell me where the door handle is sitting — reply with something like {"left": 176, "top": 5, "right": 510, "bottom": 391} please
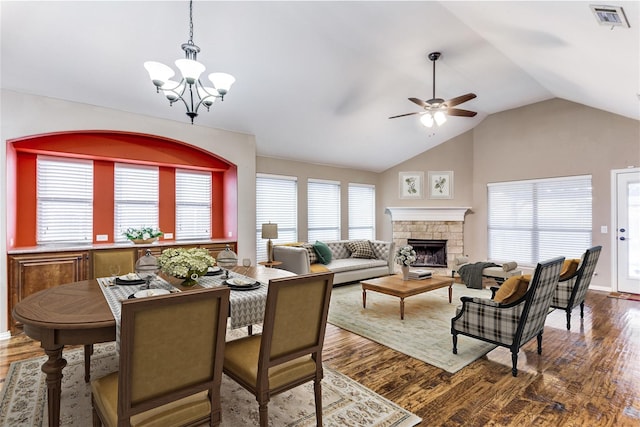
{"left": 619, "top": 237, "right": 626, "bottom": 241}
{"left": 619, "top": 228, "right": 626, "bottom": 233}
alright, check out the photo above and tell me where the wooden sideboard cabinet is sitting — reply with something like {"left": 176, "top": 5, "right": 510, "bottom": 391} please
{"left": 8, "top": 251, "right": 89, "bottom": 331}
{"left": 8, "top": 240, "right": 236, "bottom": 333}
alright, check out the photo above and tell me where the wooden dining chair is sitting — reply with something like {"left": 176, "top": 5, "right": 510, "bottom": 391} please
{"left": 223, "top": 272, "right": 334, "bottom": 427}
{"left": 90, "top": 287, "right": 230, "bottom": 427}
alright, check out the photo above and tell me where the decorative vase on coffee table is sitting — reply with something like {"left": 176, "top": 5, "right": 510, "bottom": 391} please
{"left": 401, "top": 265, "right": 410, "bottom": 281}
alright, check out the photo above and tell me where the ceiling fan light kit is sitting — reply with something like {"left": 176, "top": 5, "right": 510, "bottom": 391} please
{"left": 143, "top": 0, "right": 235, "bottom": 124}
{"left": 390, "top": 51, "right": 477, "bottom": 128}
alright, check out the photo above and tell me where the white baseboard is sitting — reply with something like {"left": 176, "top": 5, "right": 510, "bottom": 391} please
{"left": 0, "top": 331, "right": 12, "bottom": 341}
{"left": 589, "top": 285, "right": 612, "bottom": 293}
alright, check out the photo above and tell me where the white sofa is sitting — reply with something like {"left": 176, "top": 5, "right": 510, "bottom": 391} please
{"left": 272, "top": 240, "right": 395, "bottom": 285}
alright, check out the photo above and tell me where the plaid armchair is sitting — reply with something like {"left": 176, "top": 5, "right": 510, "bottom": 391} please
{"left": 451, "top": 256, "right": 565, "bottom": 377}
{"left": 551, "top": 246, "right": 601, "bottom": 330}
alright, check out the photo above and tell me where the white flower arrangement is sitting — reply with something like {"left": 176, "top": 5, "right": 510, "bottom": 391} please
{"left": 123, "top": 227, "right": 163, "bottom": 241}
{"left": 396, "top": 245, "right": 417, "bottom": 266}
{"left": 157, "top": 247, "right": 215, "bottom": 279}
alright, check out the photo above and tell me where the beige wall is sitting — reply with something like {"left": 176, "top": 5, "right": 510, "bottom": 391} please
{"left": 379, "top": 98, "right": 640, "bottom": 289}
{"left": 256, "top": 156, "right": 379, "bottom": 242}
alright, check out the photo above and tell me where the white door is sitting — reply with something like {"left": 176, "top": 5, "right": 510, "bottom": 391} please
{"left": 616, "top": 170, "right": 640, "bottom": 294}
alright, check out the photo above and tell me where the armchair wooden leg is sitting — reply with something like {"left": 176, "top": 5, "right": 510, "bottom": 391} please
{"left": 566, "top": 310, "right": 572, "bottom": 330}
{"left": 452, "top": 333, "right": 458, "bottom": 354}
{"left": 511, "top": 352, "right": 518, "bottom": 377}
{"left": 537, "top": 332, "right": 543, "bottom": 355}
{"left": 580, "top": 302, "right": 585, "bottom": 318}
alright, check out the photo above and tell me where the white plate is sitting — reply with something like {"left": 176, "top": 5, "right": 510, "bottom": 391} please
{"left": 208, "top": 266, "right": 221, "bottom": 272}
{"left": 134, "top": 289, "right": 170, "bottom": 298}
{"left": 230, "top": 278, "right": 253, "bottom": 286}
{"left": 119, "top": 273, "right": 139, "bottom": 281}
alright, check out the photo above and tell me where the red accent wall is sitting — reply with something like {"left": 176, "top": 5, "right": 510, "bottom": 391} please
{"left": 7, "top": 131, "right": 237, "bottom": 249}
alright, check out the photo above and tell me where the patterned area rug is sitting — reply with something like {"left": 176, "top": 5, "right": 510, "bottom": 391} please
{"left": 328, "top": 282, "right": 497, "bottom": 373}
{"left": 0, "top": 341, "right": 420, "bottom": 426}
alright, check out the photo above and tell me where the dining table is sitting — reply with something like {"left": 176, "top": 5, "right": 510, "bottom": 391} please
{"left": 11, "top": 265, "right": 294, "bottom": 427}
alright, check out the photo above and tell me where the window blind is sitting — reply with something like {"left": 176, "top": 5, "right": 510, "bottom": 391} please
{"left": 256, "top": 174, "right": 298, "bottom": 261}
{"left": 176, "top": 169, "right": 212, "bottom": 240}
{"left": 308, "top": 179, "right": 340, "bottom": 242}
{"left": 37, "top": 156, "right": 93, "bottom": 244}
{"left": 488, "top": 175, "right": 592, "bottom": 266}
{"left": 114, "top": 164, "right": 159, "bottom": 242}
{"left": 348, "top": 183, "right": 375, "bottom": 240}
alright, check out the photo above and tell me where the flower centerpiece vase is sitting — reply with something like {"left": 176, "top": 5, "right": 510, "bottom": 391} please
{"left": 401, "top": 265, "right": 410, "bottom": 281}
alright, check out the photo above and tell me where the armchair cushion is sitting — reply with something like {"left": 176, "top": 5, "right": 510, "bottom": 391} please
{"left": 560, "top": 259, "right": 580, "bottom": 279}
{"left": 493, "top": 275, "right": 530, "bottom": 304}
{"left": 345, "top": 240, "right": 376, "bottom": 259}
{"left": 313, "top": 240, "right": 333, "bottom": 264}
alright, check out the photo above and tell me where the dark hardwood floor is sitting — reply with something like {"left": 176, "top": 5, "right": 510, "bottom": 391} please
{"left": 1, "top": 290, "right": 638, "bottom": 426}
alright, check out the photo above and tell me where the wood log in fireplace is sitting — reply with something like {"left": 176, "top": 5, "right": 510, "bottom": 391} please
{"left": 408, "top": 239, "right": 447, "bottom": 267}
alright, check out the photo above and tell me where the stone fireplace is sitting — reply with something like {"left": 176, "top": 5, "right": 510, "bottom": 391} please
{"left": 385, "top": 207, "right": 470, "bottom": 273}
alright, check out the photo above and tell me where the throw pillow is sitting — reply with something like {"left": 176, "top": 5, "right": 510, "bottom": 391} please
{"left": 301, "top": 243, "right": 318, "bottom": 264}
{"left": 313, "top": 241, "right": 333, "bottom": 264}
{"left": 345, "top": 240, "right": 376, "bottom": 259}
{"left": 493, "top": 275, "right": 530, "bottom": 304}
{"left": 559, "top": 259, "right": 580, "bottom": 279}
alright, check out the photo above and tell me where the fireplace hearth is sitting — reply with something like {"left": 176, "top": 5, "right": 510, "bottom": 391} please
{"left": 408, "top": 239, "right": 447, "bottom": 267}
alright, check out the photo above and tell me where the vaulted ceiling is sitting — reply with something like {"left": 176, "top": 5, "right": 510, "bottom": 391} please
{"left": 2, "top": 1, "right": 638, "bottom": 172}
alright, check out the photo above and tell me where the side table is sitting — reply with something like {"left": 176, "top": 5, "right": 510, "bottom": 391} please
{"left": 258, "top": 261, "right": 283, "bottom": 269}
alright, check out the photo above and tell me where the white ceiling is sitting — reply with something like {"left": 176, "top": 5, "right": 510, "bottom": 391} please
{"left": 2, "top": 1, "right": 639, "bottom": 172}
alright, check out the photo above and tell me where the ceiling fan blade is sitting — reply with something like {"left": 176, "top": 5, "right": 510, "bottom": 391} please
{"left": 389, "top": 112, "right": 421, "bottom": 119}
{"left": 445, "top": 93, "right": 477, "bottom": 108}
{"left": 409, "top": 97, "right": 427, "bottom": 107}
{"left": 447, "top": 108, "right": 477, "bottom": 117}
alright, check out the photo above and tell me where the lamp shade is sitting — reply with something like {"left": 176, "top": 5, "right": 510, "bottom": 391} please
{"left": 208, "top": 72, "right": 236, "bottom": 95}
{"left": 261, "top": 223, "right": 278, "bottom": 239}
{"left": 434, "top": 110, "right": 447, "bottom": 126}
{"left": 175, "top": 58, "right": 206, "bottom": 84}
{"left": 144, "top": 61, "right": 175, "bottom": 88}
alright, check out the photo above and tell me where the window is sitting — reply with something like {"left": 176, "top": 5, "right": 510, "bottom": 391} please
{"left": 37, "top": 156, "right": 93, "bottom": 244}
{"left": 176, "top": 169, "right": 212, "bottom": 240}
{"left": 114, "top": 164, "right": 159, "bottom": 242}
{"left": 488, "top": 175, "right": 592, "bottom": 266}
{"left": 256, "top": 174, "right": 298, "bottom": 261}
{"left": 348, "top": 183, "right": 375, "bottom": 240}
{"left": 308, "top": 179, "right": 340, "bottom": 242}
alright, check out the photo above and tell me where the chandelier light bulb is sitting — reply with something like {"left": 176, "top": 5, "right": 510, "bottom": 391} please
{"left": 197, "top": 86, "right": 218, "bottom": 107}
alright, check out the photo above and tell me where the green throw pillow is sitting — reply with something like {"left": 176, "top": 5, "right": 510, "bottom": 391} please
{"left": 313, "top": 241, "right": 332, "bottom": 264}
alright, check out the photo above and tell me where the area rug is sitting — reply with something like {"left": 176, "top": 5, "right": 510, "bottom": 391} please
{"left": 0, "top": 342, "right": 420, "bottom": 427}
{"left": 328, "top": 282, "right": 497, "bottom": 373}
{"left": 608, "top": 292, "right": 640, "bottom": 302}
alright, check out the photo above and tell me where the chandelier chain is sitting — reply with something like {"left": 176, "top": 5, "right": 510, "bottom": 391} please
{"left": 188, "top": 0, "right": 194, "bottom": 46}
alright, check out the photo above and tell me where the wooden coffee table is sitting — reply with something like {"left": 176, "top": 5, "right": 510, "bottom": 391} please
{"left": 361, "top": 275, "right": 454, "bottom": 319}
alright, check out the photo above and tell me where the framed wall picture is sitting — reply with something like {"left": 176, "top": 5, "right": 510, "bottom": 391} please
{"left": 399, "top": 171, "right": 424, "bottom": 199}
{"left": 428, "top": 171, "right": 453, "bottom": 199}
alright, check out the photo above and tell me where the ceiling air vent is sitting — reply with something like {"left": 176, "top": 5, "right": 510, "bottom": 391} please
{"left": 590, "top": 5, "right": 630, "bottom": 28}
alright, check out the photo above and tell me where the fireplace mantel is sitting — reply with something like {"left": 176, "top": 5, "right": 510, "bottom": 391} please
{"left": 385, "top": 207, "right": 471, "bottom": 222}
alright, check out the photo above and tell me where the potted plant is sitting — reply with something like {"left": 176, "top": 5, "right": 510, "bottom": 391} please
{"left": 123, "top": 227, "right": 163, "bottom": 244}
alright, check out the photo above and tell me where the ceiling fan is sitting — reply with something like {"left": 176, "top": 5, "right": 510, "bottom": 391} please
{"left": 389, "top": 52, "right": 477, "bottom": 127}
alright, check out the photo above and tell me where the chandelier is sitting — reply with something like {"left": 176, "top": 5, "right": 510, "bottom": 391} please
{"left": 143, "top": 0, "right": 235, "bottom": 124}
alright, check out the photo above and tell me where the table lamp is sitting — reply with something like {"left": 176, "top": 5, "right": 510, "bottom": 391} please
{"left": 261, "top": 222, "right": 278, "bottom": 263}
